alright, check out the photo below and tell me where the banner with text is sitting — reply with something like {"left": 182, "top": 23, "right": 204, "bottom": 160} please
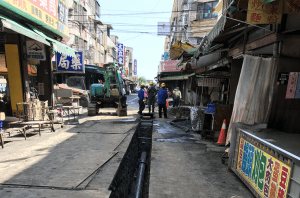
{"left": 1, "top": 0, "right": 69, "bottom": 37}
{"left": 237, "top": 137, "right": 291, "bottom": 198}
{"left": 117, "top": 43, "right": 124, "bottom": 64}
{"left": 134, "top": 59, "right": 137, "bottom": 76}
{"left": 159, "top": 60, "right": 180, "bottom": 73}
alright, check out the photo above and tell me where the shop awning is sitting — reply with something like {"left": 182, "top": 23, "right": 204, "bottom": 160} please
{"left": 0, "top": 15, "right": 50, "bottom": 46}
{"left": 27, "top": 24, "right": 76, "bottom": 58}
{"left": 194, "top": 0, "right": 248, "bottom": 58}
{"left": 85, "top": 65, "right": 105, "bottom": 74}
{"left": 160, "top": 75, "right": 189, "bottom": 81}
{"left": 169, "top": 41, "right": 196, "bottom": 60}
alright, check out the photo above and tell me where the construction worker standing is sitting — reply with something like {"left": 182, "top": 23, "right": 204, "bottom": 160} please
{"left": 158, "top": 83, "right": 168, "bottom": 118}
{"left": 147, "top": 81, "right": 157, "bottom": 113}
{"left": 138, "top": 83, "right": 146, "bottom": 115}
{"left": 173, "top": 87, "right": 181, "bottom": 107}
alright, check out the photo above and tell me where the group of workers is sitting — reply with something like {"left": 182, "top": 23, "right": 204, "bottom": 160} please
{"left": 138, "top": 82, "right": 182, "bottom": 118}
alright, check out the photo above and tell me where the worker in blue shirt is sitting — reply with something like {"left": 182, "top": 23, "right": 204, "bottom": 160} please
{"left": 138, "top": 83, "right": 146, "bottom": 115}
{"left": 158, "top": 83, "right": 168, "bottom": 118}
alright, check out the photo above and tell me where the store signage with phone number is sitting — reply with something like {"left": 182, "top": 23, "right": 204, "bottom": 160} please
{"left": 237, "top": 137, "right": 291, "bottom": 198}
{"left": 2, "top": 0, "right": 69, "bottom": 36}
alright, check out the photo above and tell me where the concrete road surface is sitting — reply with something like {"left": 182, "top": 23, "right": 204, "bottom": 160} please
{"left": 0, "top": 104, "right": 139, "bottom": 198}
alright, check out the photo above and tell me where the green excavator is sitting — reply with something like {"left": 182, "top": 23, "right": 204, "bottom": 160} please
{"left": 88, "top": 62, "right": 127, "bottom": 116}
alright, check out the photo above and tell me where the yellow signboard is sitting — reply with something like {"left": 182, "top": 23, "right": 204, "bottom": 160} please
{"left": 237, "top": 137, "right": 291, "bottom": 198}
{"left": 246, "top": 0, "right": 283, "bottom": 24}
{"left": 2, "top": 0, "right": 69, "bottom": 37}
{"left": 284, "top": 0, "right": 300, "bottom": 13}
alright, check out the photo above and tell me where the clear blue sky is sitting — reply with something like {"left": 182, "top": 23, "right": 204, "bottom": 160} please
{"left": 99, "top": 0, "right": 174, "bottom": 81}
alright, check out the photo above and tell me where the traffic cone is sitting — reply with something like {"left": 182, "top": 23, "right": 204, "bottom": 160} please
{"left": 217, "top": 119, "right": 227, "bottom": 145}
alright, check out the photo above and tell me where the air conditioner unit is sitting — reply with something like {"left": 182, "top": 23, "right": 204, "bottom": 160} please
{"left": 89, "top": 44, "right": 94, "bottom": 48}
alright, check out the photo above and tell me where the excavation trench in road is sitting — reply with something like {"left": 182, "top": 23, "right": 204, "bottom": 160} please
{"left": 109, "top": 118, "right": 153, "bottom": 198}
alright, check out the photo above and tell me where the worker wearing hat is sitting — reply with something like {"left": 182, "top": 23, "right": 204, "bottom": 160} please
{"left": 158, "top": 83, "right": 168, "bottom": 118}
{"left": 147, "top": 81, "right": 157, "bottom": 113}
{"left": 138, "top": 83, "right": 146, "bottom": 115}
{"left": 173, "top": 87, "right": 181, "bottom": 107}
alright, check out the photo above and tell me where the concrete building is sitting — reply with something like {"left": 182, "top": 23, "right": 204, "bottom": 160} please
{"left": 165, "top": 0, "right": 222, "bottom": 53}
{"left": 124, "top": 47, "right": 133, "bottom": 77}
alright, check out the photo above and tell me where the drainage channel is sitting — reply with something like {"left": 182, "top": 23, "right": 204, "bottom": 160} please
{"left": 109, "top": 117, "right": 153, "bottom": 198}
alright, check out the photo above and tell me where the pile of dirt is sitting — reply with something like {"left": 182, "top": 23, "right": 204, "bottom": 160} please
{"left": 167, "top": 107, "right": 191, "bottom": 119}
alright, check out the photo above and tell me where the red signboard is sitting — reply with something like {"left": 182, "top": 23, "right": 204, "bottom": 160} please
{"left": 159, "top": 60, "right": 180, "bottom": 73}
{"left": 28, "top": 0, "right": 57, "bottom": 18}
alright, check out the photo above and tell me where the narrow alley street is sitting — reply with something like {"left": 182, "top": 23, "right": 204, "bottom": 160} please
{"left": 0, "top": 94, "right": 254, "bottom": 197}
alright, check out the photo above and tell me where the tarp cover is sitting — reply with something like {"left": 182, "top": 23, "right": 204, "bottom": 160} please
{"left": 226, "top": 55, "right": 277, "bottom": 145}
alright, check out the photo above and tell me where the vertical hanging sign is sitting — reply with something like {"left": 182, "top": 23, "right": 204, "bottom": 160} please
{"left": 134, "top": 59, "right": 137, "bottom": 76}
{"left": 286, "top": 72, "right": 299, "bottom": 98}
{"left": 117, "top": 43, "right": 124, "bottom": 64}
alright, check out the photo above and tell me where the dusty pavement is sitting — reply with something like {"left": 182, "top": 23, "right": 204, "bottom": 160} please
{"left": 149, "top": 120, "right": 255, "bottom": 198}
{"left": 0, "top": 94, "right": 255, "bottom": 198}
{"left": 0, "top": 102, "right": 139, "bottom": 198}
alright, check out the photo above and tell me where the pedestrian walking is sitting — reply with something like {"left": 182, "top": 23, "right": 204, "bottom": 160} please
{"left": 158, "top": 83, "right": 168, "bottom": 118}
{"left": 138, "top": 83, "right": 146, "bottom": 115}
{"left": 173, "top": 87, "right": 181, "bottom": 107}
{"left": 147, "top": 81, "right": 157, "bottom": 113}
{"left": 145, "top": 85, "right": 148, "bottom": 104}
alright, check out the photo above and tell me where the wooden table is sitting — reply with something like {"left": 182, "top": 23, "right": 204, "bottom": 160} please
{"left": 0, "top": 126, "right": 27, "bottom": 148}
{"left": 9, "top": 121, "right": 49, "bottom": 136}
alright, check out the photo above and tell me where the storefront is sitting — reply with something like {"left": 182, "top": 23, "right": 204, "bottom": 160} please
{"left": 0, "top": 0, "right": 75, "bottom": 117}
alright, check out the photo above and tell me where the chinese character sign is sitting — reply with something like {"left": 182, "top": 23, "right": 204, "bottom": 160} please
{"left": 246, "top": 0, "right": 283, "bottom": 24}
{"left": 134, "top": 59, "right": 137, "bottom": 76}
{"left": 117, "top": 43, "right": 124, "bottom": 64}
{"left": 26, "top": 40, "right": 46, "bottom": 60}
{"left": 56, "top": 52, "right": 85, "bottom": 73}
{"left": 284, "top": 0, "right": 300, "bottom": 13}
{"left": 2, "top": 0, "right": 69, "bottom": 36}
{"left": 237, "top": 138, "right": 291, "bottom": 198}
{"left": 58, "top": 0, "right": 68, "bottom": 26}
{"left": 286, "top": 72, "right": 299, "bottom": 98}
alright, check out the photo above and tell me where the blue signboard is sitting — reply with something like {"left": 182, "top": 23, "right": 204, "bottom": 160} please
{"left": 134, "top": 59, "right": 137, "bottom": 76}
{"left": 118, "top": 51, "right": 124, "bottom": 56}
{"left": 118, "top": 57, "right": 124, "bottom": 64}
{"left": 117, "top": 43, "right": 124, "bottom": 64}
{"left": 56, "top": 52, "right": 85, "bottom": 73}
{"left": 164, "top": 52, "right": 169, "bottom": 61}
{"left": 117, "top": 43, "right": 123, "bottom": 51}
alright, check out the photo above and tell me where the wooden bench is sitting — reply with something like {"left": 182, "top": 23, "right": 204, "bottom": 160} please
{"left": 0, "top": 126, "right": 27, "bottom": 148}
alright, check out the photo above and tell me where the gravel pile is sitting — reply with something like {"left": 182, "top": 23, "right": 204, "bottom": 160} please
{"left": 167, "top": 107, "right": 191, "bottom": 119}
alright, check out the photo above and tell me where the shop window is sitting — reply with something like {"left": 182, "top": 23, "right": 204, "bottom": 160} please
{"left": 112, "top": 48, "right": 116, "bottom": 59}
{"left": 95, "top": 1, "right": 100, "bottom": 17}
{"left": 203, "top": 1, "right": 218, "bottom": 19}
